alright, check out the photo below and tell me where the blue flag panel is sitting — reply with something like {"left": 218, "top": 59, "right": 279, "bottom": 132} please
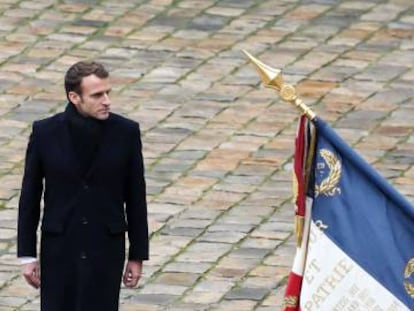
{"left": 310, "top": 117, "right": 414, "bottom": 308}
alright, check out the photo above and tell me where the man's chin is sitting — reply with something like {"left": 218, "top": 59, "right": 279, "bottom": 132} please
{"left": 96, "top": 112, "right": 110, "bottom": 120}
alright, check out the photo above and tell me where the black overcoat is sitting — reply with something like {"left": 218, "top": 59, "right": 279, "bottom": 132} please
{"left": 17, "top": 111, "right": 149, "bottom": 311}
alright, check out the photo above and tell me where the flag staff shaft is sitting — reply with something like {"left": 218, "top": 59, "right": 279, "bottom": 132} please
{"left": 243, "top": 50, "right": 315, "bottom": 247}
{"left": 242, "top": 50, "right": 316, "bottom": 121}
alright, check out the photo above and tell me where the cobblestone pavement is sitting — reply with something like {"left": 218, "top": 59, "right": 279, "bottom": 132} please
{"left": 0, "top": 0, "right": 413, "bottom": 310}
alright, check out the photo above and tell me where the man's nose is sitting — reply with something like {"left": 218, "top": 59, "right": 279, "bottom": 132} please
{"left": 102, "top": 93, "right": 111, "bottom": 106}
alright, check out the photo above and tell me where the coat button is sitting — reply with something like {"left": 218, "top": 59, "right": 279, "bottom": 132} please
{"left": 80, "top": 252, "right": 87, "bottom": 259}
{"left": 81, "top": 217, "right": 88, "bottom": 225}
{"left": 83, "top": 183, "right": 89, "bottom": 190}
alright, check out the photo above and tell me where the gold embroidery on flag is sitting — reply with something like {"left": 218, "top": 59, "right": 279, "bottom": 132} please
{"left": 404, "top": 258, "right": 414, "bottom": 298}
{"left": 315, "top": 149, "right": 341, "bottom": 197}
{"left": 283, "top": 295, "right": 298, "bottom": 307}
{"left": 315, "top": 220, "right": 328, "bottom": 231}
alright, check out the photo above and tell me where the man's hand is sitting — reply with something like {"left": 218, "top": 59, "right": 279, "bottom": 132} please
{"left": 123, "top": 260, "right": 142, "bottom": 288}
{"left": 22, "top": 261, "right": 40, "bottom": 289}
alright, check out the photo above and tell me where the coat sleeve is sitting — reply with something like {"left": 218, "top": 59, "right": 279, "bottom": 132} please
{"left": 17, "top": 122, "right": 44, "bottom": 258}
{"left": 125, "top": 123, "right": 149, "bottom": 261}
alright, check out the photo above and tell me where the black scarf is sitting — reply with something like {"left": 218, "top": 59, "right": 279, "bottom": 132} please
{"left": 64, "top": 103, "right": 105, "bottom": 175}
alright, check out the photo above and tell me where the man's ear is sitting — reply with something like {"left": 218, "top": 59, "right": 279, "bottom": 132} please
{"left": 68, "top": 91, "right": 81, "bottom": 105}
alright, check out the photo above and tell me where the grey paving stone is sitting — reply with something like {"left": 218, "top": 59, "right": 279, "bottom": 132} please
{"left": 230, "top": 247, "right": 270, "bottom": 260}
{"left": 207, "top": 223, "right": 254, "bottom": 233}
{"left": 225, "top": 287, "right": 269, "bottom": 301}
{"left": 129, "top": 294, "right": 176, "bottom": 305}
{"left": 197, "top": 231, "right": 245, "bottom": 244}
{"left": 163, "top": 262, "right": 211, "bottom": 274}
{"left": 191, "top": 14, "right": 231, "bottom": 31}
{"left": 161, "top": 227, "right": 204, "bottom": 237}
{"left": 162, "top": 303, "right": 208, "bottom": 311}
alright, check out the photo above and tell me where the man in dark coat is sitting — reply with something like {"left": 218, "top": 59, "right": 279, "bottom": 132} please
{"left": 17, "top": 61, "right": 149, "bottom": 311}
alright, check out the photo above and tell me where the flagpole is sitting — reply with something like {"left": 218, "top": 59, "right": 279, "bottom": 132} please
{"left": 242, "top": 50, "right": 316, "bottom": 249}
{"left": 242, "top": 50, "right": 316, "bottom": 121}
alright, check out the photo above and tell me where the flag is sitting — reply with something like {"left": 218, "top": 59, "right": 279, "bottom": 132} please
{"left": 284, "top": 116, "right": 414, "bottom": 310}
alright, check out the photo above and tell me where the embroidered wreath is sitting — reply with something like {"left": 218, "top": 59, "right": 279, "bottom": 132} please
{"left": 315, "top": 149, "right": 341, "bottom": 197}
{"left": 404, "top": 258, "right": 414, "bottom": 298}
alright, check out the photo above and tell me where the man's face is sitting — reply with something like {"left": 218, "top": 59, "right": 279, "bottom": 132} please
{"left": 69, "top": 74, "right": 111, "bottom": 120}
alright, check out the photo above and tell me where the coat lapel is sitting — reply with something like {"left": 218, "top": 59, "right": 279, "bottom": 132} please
{"left": 58, "top": 113, "right": 83, "bottom": 180}
{"left": 84, "top": 114, "right": 112, "bottom": 179}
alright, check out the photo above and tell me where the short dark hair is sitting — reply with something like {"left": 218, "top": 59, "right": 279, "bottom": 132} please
{"left": 64, "top": 61, "right": 109, "bottom": 101}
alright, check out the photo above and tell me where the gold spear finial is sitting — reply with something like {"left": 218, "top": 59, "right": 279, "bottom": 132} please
{"left": 242, "top": 50, "right": 284, "bottom": 91}
{"left": 242, "top": 50, "right": 316, "bottom": 120}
